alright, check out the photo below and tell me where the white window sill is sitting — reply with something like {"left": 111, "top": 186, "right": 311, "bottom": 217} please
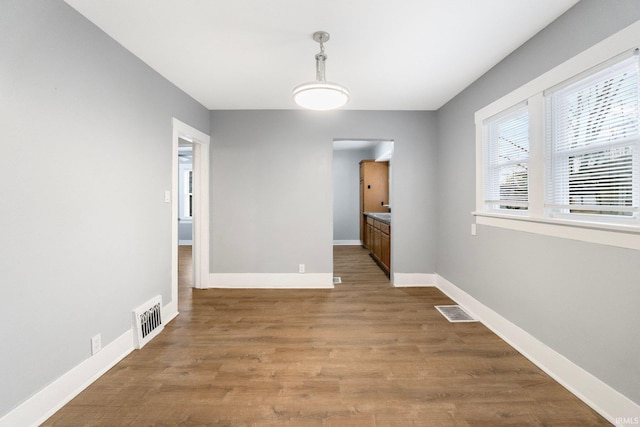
{"left": 472, "top": 211, "right": 640, "bottom": 250}
{"left": 178, "top": 218, "right": 193, "bottom": 223}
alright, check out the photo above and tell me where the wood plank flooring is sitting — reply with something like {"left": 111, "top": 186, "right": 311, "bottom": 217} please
{"left": 44, "top": 246, "right": 608, "bottom": 426}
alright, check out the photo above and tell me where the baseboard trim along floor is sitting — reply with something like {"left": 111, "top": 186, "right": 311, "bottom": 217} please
{"left": 0, "top": 330, "right": 134, "bottom": 427}
{"left": 434, "top": 274, "right": 640, "bottom": 425}
{"left": 4, "top": 272, "right": 637, "bottom": 426}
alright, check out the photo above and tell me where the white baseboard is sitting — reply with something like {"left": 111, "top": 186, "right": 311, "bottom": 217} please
{"left": 209, "top": 273, "right": 334, "bottom": 289}
{"left": 4, "top": 274, "right": 635, "bottom": 427}
{"left": 435, "top": 274, "right": 640, "bottom": 425}
{"left": 0, "top": 330, "right": 134, "bottom": 427}
{"left": 162, "top": 300, "right": 179, "bottom": 325}
{"left": 333, "top": 240, "right": 362, "bottom": 246}
{"left": 0, "top": 298, "right": 180, "bottom": 427}
{"left": 392, "top": 273, "right": 437, "bottom": 287}
{"left": 178, "top": 240, "right": 192, "bottom": 246}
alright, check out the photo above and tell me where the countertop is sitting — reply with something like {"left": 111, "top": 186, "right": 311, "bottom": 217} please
{"left": 364, "top": 212, "right": 391, "bottom": 225}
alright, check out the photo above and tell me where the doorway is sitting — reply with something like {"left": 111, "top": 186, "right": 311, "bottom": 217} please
{"left": 169, "top": 118, "right": 210, "bottom": 319}
{"left": 332, "top": 138, "right": 394, "bottom": 276}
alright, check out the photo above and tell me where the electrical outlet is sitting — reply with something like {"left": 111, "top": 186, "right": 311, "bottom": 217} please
{"left": 91, "top": 334, "right": 102, "bottom": 355}
{"left": 299, "top": 264, "right": 305, "bottom": 274}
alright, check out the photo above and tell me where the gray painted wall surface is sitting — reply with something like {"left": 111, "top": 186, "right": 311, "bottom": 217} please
{"left": 178, "top": 221, "right": 193, "bottom": 242}
{"left": 436, "top": 0, "right": 640, "bottom": 404}
{"left": 0, "top": 0, "right": 209, "bottom": 417}
{"left": 210, "top": 110, "right": 437, "bottom": 275}
{"left": 333, "top": 148, "right": 374, "bottom": 241}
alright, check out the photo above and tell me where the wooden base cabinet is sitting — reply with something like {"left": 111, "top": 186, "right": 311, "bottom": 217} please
{"left": 380, "top": 229, "right": 390, "bottom": 269}
{"left": 364, "top": 215, "right": 390, "bottom": 275}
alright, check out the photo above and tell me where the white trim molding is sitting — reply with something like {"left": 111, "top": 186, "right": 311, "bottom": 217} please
{"left": 0, "top": 331, "right": 134, "bottom": 427}
{"left": 162, "top": 301, "right": 179, "bottom": 325}
{"left": 209, "top": 273, "right": 334, "bottom": 289}
{"left": 0, "top": 299, "right": 180, "bottom": 427}
{"left": 333, "top": 240, "right": 362, "bottom": 246}
{"left": 435, "top": 274, "right": 640, "bottom": 425}
{"left": 474, "top": 20, "right": 640, "bottom": 248}
{"left": 392, "top": 273, "right": 437, "bottom": 287}
{"left": 475, "top": 213, "right": 640, "bottom": 250}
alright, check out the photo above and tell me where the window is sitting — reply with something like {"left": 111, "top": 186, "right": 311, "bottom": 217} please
{"left": 178, "top": 163, "right": 193, "bottom": 220}
{"left": 484, "top": 103, "right": 529, "bottom": 212}
{"left": 545, "top": 53, "right": 639, "bottom": 222}
{"left": 475, "top": 21, "right": 640, "bottom": 249}
{"left": 183, "top": 168, "right": 193, "bottom": 218}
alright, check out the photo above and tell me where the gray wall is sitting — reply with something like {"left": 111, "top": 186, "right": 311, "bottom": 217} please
{"left": 435, "top": 0, "right": 640, "bottom": 404}
{"left": 210, "top": 110, "right": 437, "bottom": 275}
{"left": 178, "top": 221, "right": 193, "bottom": 243}
{"left": 0, "top": 0, "right": 209, "bottom": 417}
{"left": 333, "top": 147, "right": 374, "bottom": 242}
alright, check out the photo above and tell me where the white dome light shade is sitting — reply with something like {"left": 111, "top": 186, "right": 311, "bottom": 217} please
{"left": 292, "top": 82, "right": 350, "bottom": 111}
{"left": 293, "top": 31, "right": 349, "bottom": 111}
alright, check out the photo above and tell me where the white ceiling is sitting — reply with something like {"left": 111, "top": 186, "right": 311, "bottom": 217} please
{"left": 64, "top": 0, "right": 579, "bottom": 111}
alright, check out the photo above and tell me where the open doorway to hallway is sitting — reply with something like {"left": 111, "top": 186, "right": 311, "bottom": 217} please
{"left": 177, "top": 141, "right": 194, "bottom": 297}
{"left": 170, "top": 118, "right": 211, "bottom": 318}
{"left": 332, "top": 138, "right": 394, "bottom": 278}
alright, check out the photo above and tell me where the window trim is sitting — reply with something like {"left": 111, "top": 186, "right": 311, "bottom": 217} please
{"left": 474, "top": 20, "right": 640, "bottom": 250}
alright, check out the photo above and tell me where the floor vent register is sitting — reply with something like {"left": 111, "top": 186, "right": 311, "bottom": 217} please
{"left": 435, "top": 305, "right": 478, "bottom": 323}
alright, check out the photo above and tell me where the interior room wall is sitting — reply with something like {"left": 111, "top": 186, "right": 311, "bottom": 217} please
{"left": 435, "top": 0, "right": 640, "bottom": 404}
{"left": 333, "top": 147, "right": 375, "bottom": 243}
{"left": 209, "top": 110, "right": 437, "bottom": 276}
{"left": 0, "top": 0, "right": 209, "bottom": 418}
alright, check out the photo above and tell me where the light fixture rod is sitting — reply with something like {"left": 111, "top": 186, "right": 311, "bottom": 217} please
{"left": 315, "top": 52, "right": 327, "bottom": 82}
{"left": 313, "top": 31, "right": 329, "bottom": 82}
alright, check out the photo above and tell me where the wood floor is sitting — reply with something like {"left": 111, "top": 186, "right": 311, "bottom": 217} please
{"left": 44, "top": 246, "right": 608, "bottom": 426}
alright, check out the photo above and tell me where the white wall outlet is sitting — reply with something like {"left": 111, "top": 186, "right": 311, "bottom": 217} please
{"left": 471, "top": 223, "right": 477, "bottom": 236}
{"left": 299, "top": 264, "right": 305, "bottom": 274}
{"left": 91, "top": 334, "right": 102, "bottom": 355}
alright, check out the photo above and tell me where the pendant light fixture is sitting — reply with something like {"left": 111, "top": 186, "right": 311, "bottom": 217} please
{"left": 292, "top": 31, "right": 349, "bottom": 111}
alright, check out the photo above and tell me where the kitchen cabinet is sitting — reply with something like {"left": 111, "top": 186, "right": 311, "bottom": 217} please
{"left": 364, "top": 214, "right": 390, "bottom": 275}
{"left": 360, "top": 160, "right": 389, "bottom": 245}
{"left": 379, "top": 223, "right": 390, "bottom": 269}
{"left": 365, "top": 216, "right": 374, "bottom": 250}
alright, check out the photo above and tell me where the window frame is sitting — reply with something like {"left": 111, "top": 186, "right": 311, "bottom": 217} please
{"left": 474, "top": 21, "right": 640, "bottom": 250}
{"left": 483, "top": 101, "right": 530, "bottom": 215}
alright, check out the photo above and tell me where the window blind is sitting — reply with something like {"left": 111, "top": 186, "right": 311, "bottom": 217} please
{"left": 545, "top": 52, "right": 640, "bottom": 218}
{"left": 484, "top": 103, "right": 529, "bottom": 210}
